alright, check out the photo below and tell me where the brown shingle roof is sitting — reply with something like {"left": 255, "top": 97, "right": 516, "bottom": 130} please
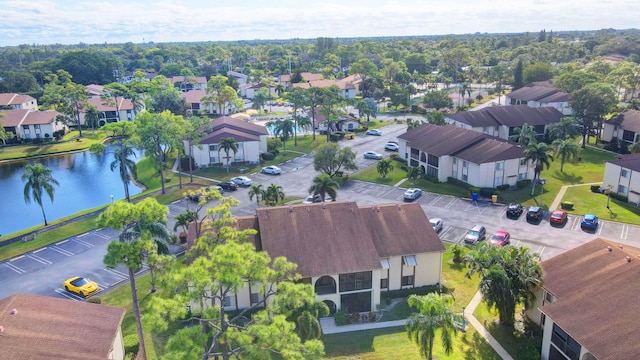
{"left": 210, "top": 116, "right": 269, "bottom": 136}
{"left": 508, "top": 84, "right": 569, "bottom": 103}
{"left": 0, "top": 109, "right": 29, "bottom": 127}
{"left": 398, "top": 123, "right": 525, "bottom": 163}
{"left": 182, "top": 89, "right": 207, "bottom": 104}
{"left": 447, "top": 105, "right": 563, "bottom": 128}
{"left": 86, "top": 97, "right": 134, "bottom": 112}
{"left": 540, "top": 238, "right": 640, "bottom": 360}
{"left": 607, "top": 152, "right": 640, "bottom": 173}
{"left": 22, "top": 110, "right": 58, "bottom": 125}
{"left": 0, "top": 293, "right": 125, "bottom": 360}
{"left": 607, "top": 109, "right": 640, "bottom": 133}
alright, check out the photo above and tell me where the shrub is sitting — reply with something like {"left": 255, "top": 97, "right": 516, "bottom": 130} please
{"left": 469, "top": 187, "right": 481, "bottom": 197}
{"left": 400, "top": 164, "right": 409, "bottom": 172}
{"left": 497, "top": 184, "right": 510, "bottom": 191}
{"left": 450, "top": 244, "right": 464, "bottom": 263}
{"left": 561, "top": 201, "right": 574, "bottom": 210}
{"left": 447, "top": 177, "right": 472, "bottom": 189}
{"left": 423, "top": 174, "right": 439, "bottom": 183}
{"left": 591, "top": 185, "right": 602, "bottom": 193}
{"left": 380, "top": 285, "right": 439, "bottom": 302}
{"left": 267, "top": 138, "right": 281, "bottom": 152}
{"left": 86, "top": 296, "right": 102, "bottom": 304}
{"left": 516, "top": 179, "right": 531, "bottom": 189}
{"left": 610, "top": 192, "right": 628, "bottom": 202}
{"left": 479, "top": 187, "right": 496, "bottom": 197}
{"left": 334, "top": 311, "right": 347, "bottom": 326}
{"left": 261, "top": 151, "right": 276, "bottom": 161}
{"left": 123, "top": 334, "right": 139, "bottom": 355}
{"left": 389, "top": 153, "right": 399, "bottom": 161}
{"left": 369, "top": 311, "right": 377, "bottom": 322}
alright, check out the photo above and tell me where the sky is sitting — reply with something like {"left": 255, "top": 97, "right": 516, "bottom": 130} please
{"left": 1, "top": 0, "right": 639, "bottom": 46}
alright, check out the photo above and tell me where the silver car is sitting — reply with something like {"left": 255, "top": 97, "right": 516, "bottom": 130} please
{"left": 364, "top": 151, "right": 383, "bottom": 160}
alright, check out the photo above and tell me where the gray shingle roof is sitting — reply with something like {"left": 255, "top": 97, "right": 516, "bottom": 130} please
{"left": 607, "top": 152, "right": 640, "bottom": 172}
{"left": 446, "top": 105, "right": 563, "bottom": 128}
{"left": 607, "top": 110, "right": 640, "bottom": 133}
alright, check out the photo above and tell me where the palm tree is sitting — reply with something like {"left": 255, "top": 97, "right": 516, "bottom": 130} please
{"left": 110, "top": 143, "right": 137, "bottom": 202}
{"left": 21, "top": 163, "right": 59, "bottom": 226}
{"left": 356, "top": 98, "right": 377, "bottom": 123}
{"left": 308, "top": 173, "right": 339, "bottom": 202}
{"left": 552, "top": 138, "right": 580, "bottom": 172}
{"left": 407, "top": 166, "right": 422, "bottom": 186}
{"left": 218, "top": 137, "right": 238, "bottom": 173}
{"left": 524, "top": 142, "right": 554, "bottom": 195}
{"left": 85, "top": 105, "right": 100, "bottom": 131}
{"left": 263, "top": 183, "right": 285, "bottom": 206}
{"left": 267, "top": 119, "right": 295, "bottom": 153}
{"left": 376, "top": 158, "right": 394, "bottom": 178}
{"left": 248, "top": 184, "right": 264, "bottom": 206}
{"left": 406, "top": 293, "right": 458, "bottom": 360}
{"left": 548, "top": 117, "right": 580, "bottom": 141}
{"left": 509, "top": 123, "right": 537, "bottom": 147}
{"left": 407, "top": 118, "right": 424, "bottom": 130}
{"left": 274, "top": 83, "right": 285, "bottom": 97}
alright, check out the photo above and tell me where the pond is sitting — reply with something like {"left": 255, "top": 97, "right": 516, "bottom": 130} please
{"left": 0, "top": 146, "right": 144, "bottom": 236}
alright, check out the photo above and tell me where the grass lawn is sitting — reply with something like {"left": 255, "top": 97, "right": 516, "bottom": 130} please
{"left": 0, "top": 130, "right": 107, "bottom": 161}
{"left": 562, "top": 185, "right": 640, "bottom": 224}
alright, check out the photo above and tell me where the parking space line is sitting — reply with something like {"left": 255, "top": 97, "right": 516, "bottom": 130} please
{"left": 429, "top": 195, "right": 442, "bottom": 205}
{"left": 444, "top": 197, "right": 458, "bottom": 209}
{"left": 597, "top": 222, "right": 604, "bottom": 236}
{"left": 27, "top": 254, "right": 52, "bottom": 265}
{"left": 621, "top": 225, "right": 629, "bottom": 240}
{"left": 104, "top": 268, "right": 128, "bottom": 279}
{"left": 570, "top": 217, "right": 580, "bottom": 231}
{"left": 56, "top": 239, "right": 69, "bottom": 245}
{"left": 4, "top": 262, "right": 26, "bottom": 274}
{"left": 55, "top": 289, "right": 81, "bottom": 301}
{"left": 73, "top": 238, "right": 94, "bottom": 248}
{"left": 50, "top": 246, "right": 73, "bottom": 256}
{"left": 33, "top": 247, "right": 48, "bottom": 253}
{"left": 496, "top": 207, "right": 507, "bottom": 218}
{"left": 77, "top": 232, "right": 90, "bottom": 238}
{"left": 94, "top": 232, "right": 111, "bottom": 240}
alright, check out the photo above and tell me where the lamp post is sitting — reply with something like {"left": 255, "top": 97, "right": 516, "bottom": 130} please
{"left": 606, "top": 185, "right": 612, "bottom": 209}
{"left": 110, "top": 194, "right": 114, "bottom": 203}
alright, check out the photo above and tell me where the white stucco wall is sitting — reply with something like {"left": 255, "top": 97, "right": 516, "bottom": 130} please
{"left": 603, "top": 162, "right": 640, "bottom": 204}
{"left": 108, "top": 325, "right": 125, "bottom": 360}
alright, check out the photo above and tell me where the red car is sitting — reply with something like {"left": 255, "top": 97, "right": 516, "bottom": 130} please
{"left": 549, "top": 210, "right": 568, "bottom": 226}
{"left": 488, "top": 231, "right": 511, "bottom": 246}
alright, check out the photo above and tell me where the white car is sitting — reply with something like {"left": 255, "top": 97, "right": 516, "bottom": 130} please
{"left": 384, "top": 143, "right": 399, "bottom": 151}
{"left": 430, "top": 218, "right": 443, "bottom": 233}
{"left": 261, "top": 165, "right": 282, "bottom": 175}
{"left": 366, "top": 129, "right": 382, "bottom": 136}
{"left": 230, "top": 176, "right": 252, "bottom": 186}
{"left": 404, "top": 188, "right": 423, "bottom": 201}
{"left": 363, "top": 151, "right": 383, "bottom": 160}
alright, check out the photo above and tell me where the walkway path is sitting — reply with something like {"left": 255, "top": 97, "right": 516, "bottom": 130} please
{"left": 549, "top": 182, "right": 602, "bottom": 211}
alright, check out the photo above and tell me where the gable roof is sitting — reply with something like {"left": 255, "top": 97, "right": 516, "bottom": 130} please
{"left": 22, "top": 110, "right": 58, "bottom": 125}
{"left": 398, "top": 123, "right": 525, "bottom": 163}
{"left": 606, "top": 152, "right": 640, "bottom": 172}
{"left": 86, "top": 97, "right": 134, "bottom": 112}
{"left": 606, "top": 110, "right": 640, "bottom": 133}
{"left": 182, "top": 89, "right": 207, "bottom": 104}
{"left": 170, "top": 75, "right": 207, "bottom": 85}
{"left": 540, "top": 238, "right": 640, "bottom": 360}
{"left": 199, "top": 116, "right": 269, "bottom": 144}
{"left": 447, "top": 105, "right": 564, "bottom": 128}
{"left": 508, "top": 83, "right": 569, "bottom": 103}
{"left": 0, "top": 93, "right": 36, "bottom": 107}
{"left": 0, "top": 293, "right": 125, "bottom": 360}
{"left": 0, "top": 109, "right": 29, "bottom": 127}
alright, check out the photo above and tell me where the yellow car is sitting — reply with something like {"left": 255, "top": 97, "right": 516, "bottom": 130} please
{"left": 345, "top": 132, "right": 355, "bottom": 140}
{"left": 63, "top": 276, "right": 99, "bottom": 297}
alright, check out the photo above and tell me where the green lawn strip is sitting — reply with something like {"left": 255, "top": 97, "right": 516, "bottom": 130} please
{"left": 561, "top": 185, "right": 640, "bottom": 224}
{"left": 322, "top": 324, "right": 501, "bottom": 360}
{"left": 350, "top": 162, "right": 408, "bottom": 186}
{"left": 0, "top": 130, "right": 107, "bottom": 161}
{"left": 473, "top": 302, "right": 542, "bottom": 360}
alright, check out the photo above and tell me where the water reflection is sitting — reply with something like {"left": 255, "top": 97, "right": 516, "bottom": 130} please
{"left": 0, "top": 146, "right": 144, "bottom": 236}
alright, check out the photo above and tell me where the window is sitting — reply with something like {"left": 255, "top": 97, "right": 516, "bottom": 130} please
{"left": 250, "top": 292, "right": 263, "bottom": 305}
{"left": 339, "top": 271, "right": 372, "bottom": 292}
{"left": 209, "top": 144, "right": 219, "bottom": 151}
{"left": 401, "top": 275, "right": 414, "bottom": 286}
{"left": 223, "top": 295, "right": 235, "bottom": 307}
{"left": 618, "top": 184, "right": 628, "bottom": 195}
{"left": 621, "top": 169, "right": 630, "bottom": 178}
{"left": 315, "top": 276, "right": 337, "bottom": 295}
{"left": 403, "top": 255, "right": 418, "bottom": 267}
{"left": 520, "top": 158, "right": 527, "bottom": 166}
{"left": 495, "top": 162, "right": 504, "bottom": 170}
{"left": 462, "top": 174, "right": 468, "bottom": 182}
{"left": 380, "top": 278, "right": 389, "bottom": 289}
{"left": 380, "top": 258, "right": 391, "bottom": 269}
{"left": 551, "top": 324, "right": 581, "bottom": 360}
{"left": 494, "top": 176, "right": 503, "bottom": 187}
{"left": 427, "top": 154, "right": 439, "bottom": 167}
{"left": 462, "top": 161, "right": 468, "bottom": 168}
{"left": 236, "top": 142, "right": 243, "bottom": 149}
{"left": 519, "top": 172, "right": 527, "bottom": 180}
{"left": 622, "top": 130, "right": 635, "bottom": 143}
{"left": 452, "top": 158, "right": 457, "bottom": 165}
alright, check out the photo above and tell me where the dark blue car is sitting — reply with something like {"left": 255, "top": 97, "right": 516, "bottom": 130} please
{"left": 581, "top": 214, "right": 598, "bottom": 231}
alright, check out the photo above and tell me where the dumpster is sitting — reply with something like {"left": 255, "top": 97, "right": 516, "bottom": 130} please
{"left": 491, "top": 194, "right": 497, "bottom": 203}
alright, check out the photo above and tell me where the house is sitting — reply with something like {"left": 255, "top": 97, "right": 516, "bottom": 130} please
{"left": 397, "top": 123, "right": 534, "bottom": 188}
{"left": 85, "top": 84, "right": 106, "bottom": 98}
{"left": 291, "top": 78, "right": 358, "bottom": 99}
{"left": 0, "top": 93, "right": 38, "bottom": 111}
{"left": 0, "top": 109, "right": 67, "bottom": 142}
{"left": 182, "top": 90, "right": 240, "bottom": 116}
{"left": 241, "top": 82, "right": 274, "bottom": 99}
{"left": 311, "top": 109, "right": 361, "bottom": 133}
{"left": 602, "top": 110, "right": 640, "bottom": 145}
{"left": 79, "top": 97, "right": 138, "bottom": 126}
{"left": 187, "top": 201, "right": 445, "bottom": 314}
{"left": 227, "top": 70, "right": 248, "bottom": 85}
{"left": 279, "top": 72, "right": 323, "bottom": 90}
{"left": 525, "top": 238, "right": 640, "bottom": 360}
{"left": 170, "top": 75, "right": 207, "bottom": 92}
{"left": 602, "top": 153, "right": 640, "bottom": 204}
{"left": 506, "top": 81, "right": 572, "bottom": 115}
{"left": 186, "top": 116, "right": 269, "bottom": 168}
{"left": 0, "top": 292, "right": 126, "bottom": 360}
{"left": 446, "top": 105, "right": 564, "bottom": 141}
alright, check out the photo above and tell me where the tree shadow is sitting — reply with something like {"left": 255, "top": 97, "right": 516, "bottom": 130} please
{"left": 550, "top": 170, "right": 582, "bottom": 184}
{"left": 461, "top": 331, "right": 503, "bottom": 360}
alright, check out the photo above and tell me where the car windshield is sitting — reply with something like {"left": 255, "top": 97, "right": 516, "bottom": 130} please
{"left": 72, "top": 278, "right": 88, "bottom": 286}
{"left": 492, "top": 234, "right": 505, "bottom": 240}
{"left": 468, "top": 230, "right": 479, "bottom": 236}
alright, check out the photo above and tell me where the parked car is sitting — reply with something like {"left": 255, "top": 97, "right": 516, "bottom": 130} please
{"left": 230, "top": 176, "right": 252, "bottom": 186}
{"left": 430, "top": 218, "right": 443, "bottom": 233}
{"left": 506, "top": 203, "right": 524, "bottom": 219}
{"left": 363, "top": 151, "right": 383, "bottom": 160}
{"left": 187, "top": 185, "right": 223, "bottom": 202}
{"left": 488, "top": 231, "right": 511, "bottom": 246}
{"left": 63, "top": 276, "right": 99, "bottom": 297}
{"left": 366, "top": 129, "right": 382, "bottom": 136}
{"left": 464, "top": 225, "right": 486, "bottom": 245}
{"left": 550, "top": 210, "right": 568, "bottom": 226}
{"left": 219, "top": 181, "right": 238, "bottom": 191}
{"left": 526, "top": 206, "right": 544, "bottom": 223}
{"left": 303, "top": 194, "right": 323, "bottom": 204}
{"left": 581, "top": 214, "right": 599, "bottom": 231}
{"left": 261, "top": 165, "right": 282, "bottom": 175}
{"left": 404, "top": 188, "right": 423, "bottom": 201}
{"left": 384, "top": 143, "right": 399, "bottom": 151}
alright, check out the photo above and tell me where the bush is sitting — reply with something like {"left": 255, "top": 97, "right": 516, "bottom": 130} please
{"left": 123, "top": 334, "right": 139, "bottom": 355}
{"left": 479, "top": 187, "right": 496, "bottom": 197}
{"left": 591, "top": 185, "right": 602, "bottom": 193}
{"left": 450, "top": 244, "right": 464, "bottom": 263}
{"left": 380, "top": 285, "right": 439, "bottom": 302}
{"left": 497, "top": 184, "right": 510, "bottom": 191}
{"left": 267, "top": 138, "right": 282, "bottom": 152}
{"left": 561, "top": 201, "right": 574, "bottom": 210}
{"left": 86, "top": 296, "right": 102, "bottom": 304}
{"left": 261, "top": 151, "right": 276, "bottom": 161}
{"left": 447, "top": 177, "right": 472, "bottom": 189}
{"left": 334, "top": 311, "right": 347, "bottom": 326}
{"left": 610, "top": 192, "right": 628, "bottom": 202}
{"left": 516, "top": 179, "right": 531, "bottom": 189}
{"left": 423, "top": 174, "right": 439, "bottom": 183}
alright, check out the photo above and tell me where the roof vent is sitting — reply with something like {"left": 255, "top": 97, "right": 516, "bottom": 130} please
{"left": 619, "top": 244, "right": 624, "bottom": 249}
{"left": 289, "top": 206, "right": 293, "bottom": 213}
{"left": 10, "top": 309, "right": 17, "bottom": 315}
{"left": 397, "top": 204, "right": 402, "bottom": 211}
{"left": 322, "top": 203, "right": 326, "bottom": 209}
{"left": 606, "top": 246, "right": 612, "bottom": 252}
{"left": 626, "top": 256, "right": 632, "bottom": 263}
{"left": 0, "top": 325, "right": 3, "bottom": 333}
